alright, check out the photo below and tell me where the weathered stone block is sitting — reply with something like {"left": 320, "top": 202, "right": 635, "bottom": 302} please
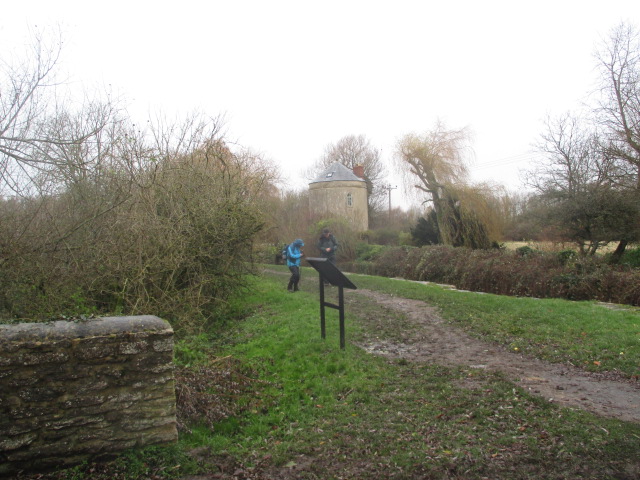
{"left": 0, "top": 315, "right": 177, "bottom": 477}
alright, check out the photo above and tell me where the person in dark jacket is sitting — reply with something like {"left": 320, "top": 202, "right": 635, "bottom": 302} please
{"left": 317, "top": 228, "right": 338, "bottom": 264}
{"left": 286, "top": 238, "right": 305, "bottom": 292}
{"left": 317, "top": 228, "right": 338, "bottom": 285}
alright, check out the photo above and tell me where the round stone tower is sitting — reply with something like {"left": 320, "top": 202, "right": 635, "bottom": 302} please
{"left": 308, "top": 162, "right": 369, "bottom": 231}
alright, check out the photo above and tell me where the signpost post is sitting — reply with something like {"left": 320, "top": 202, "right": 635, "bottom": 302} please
{"left": 305, "top": 257, "right": 357, "bottom": 350}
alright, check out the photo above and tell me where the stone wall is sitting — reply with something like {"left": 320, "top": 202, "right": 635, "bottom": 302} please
{"left": 0, "top": 315, "right": 177, "bottom": 477}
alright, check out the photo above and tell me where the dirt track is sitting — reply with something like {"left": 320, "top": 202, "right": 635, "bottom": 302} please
{"left": 350, "top": 288, "right": 640, "bottom": 424}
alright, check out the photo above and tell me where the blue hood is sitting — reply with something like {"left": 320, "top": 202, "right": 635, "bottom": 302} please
{"left": 293, "top": 239, "right": 304, "bottom": 247}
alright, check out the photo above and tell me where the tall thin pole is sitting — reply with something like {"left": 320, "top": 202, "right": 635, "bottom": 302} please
{"left": 319, "top": 277, "right": 326, "bottom": 339}
{"left": 384, "top": 184, "right": 397, "bottom": 220}
{"left": 338, "top": 286, "right": 345, "bottom": 350}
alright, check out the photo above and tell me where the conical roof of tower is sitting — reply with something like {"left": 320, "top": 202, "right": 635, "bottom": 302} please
{"left": 309, "top": 161, "right": 365, "bottom": 184}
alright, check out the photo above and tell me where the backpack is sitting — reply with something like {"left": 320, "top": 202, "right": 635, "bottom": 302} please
{"left": 281, "top": 244, "right": 289, "bottom": 262}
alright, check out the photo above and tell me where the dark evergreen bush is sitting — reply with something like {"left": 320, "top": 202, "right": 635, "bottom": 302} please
{"left": 619, "top": 247, "right": 640, "bottom": 268}
{"left": 557, "top": 249, "right": 578, "bottom": 266}
{"left": 515, "top": 245, "right": 535, "bottom": 257}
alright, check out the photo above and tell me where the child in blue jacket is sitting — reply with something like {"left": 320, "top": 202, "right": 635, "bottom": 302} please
{"left": 286, "top": 238, "right": 305, "bottom": 292}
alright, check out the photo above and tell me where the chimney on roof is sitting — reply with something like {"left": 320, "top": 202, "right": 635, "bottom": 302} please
{"left": 353, "top": 164, "right": 364, "bottom": 179}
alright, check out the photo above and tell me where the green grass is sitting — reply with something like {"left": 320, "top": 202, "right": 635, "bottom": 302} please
{"left": 30, "top": 268, "right": 640, "bottom": 479}
{"left": 177, "top": 271, "right": 639, "bottom": 479}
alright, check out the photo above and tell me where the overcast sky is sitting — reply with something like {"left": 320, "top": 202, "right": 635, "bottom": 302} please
{"left": 2, "top": 1, "right": 639, "bottom": 209}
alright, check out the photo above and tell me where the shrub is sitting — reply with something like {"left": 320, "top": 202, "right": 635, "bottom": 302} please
{"left": 413, "top": 245, "right": 464, "bottom": 284}
{"left": 398, "top": 232, "right": 413, "bottom": 246}
{"left": 557, "top": 249, "right": 578, "bottom": 266}
{"left": 515, "top": 245, "right": 535, "bottom": 257}
{"left": 353, "top": 260, "right": 376, "bottom": 275}
{"left": 355, "top": 243, "right": 388, "bottom": 262}
{"left": 373, "top": 246, "right": 416, "bottom": 279}
{"left": 0, "top": 137, "right": 276, "bottom": 331}
{"left": 619, "top": 246, "right": 640, "bottom": 268}
{"left": 366, "top": 228, "right": 400, "bottom": 246}
{"left": 359, "top": 244, "right": 640, "bottom": 306}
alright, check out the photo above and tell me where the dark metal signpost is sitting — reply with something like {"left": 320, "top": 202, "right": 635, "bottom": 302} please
{"left": 305, "top": 257, "right": 357, "bottom": 350}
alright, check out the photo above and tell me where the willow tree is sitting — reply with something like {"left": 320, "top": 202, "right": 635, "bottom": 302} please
{"left": 395, "top": 122, "right": 495, "bottom": 248}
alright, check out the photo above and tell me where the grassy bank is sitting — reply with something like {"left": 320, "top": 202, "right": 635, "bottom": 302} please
{"left": 26, "top": 268, "right": 640, "bottom": 479}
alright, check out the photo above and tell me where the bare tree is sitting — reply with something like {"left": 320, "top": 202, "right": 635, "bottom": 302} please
{"left": 595, "top": 23, "right": 640, "bottom": 185}
{"left": 0, "top": 28, "right": 130, "bottom": 286}
{"left": 593, "top": 22, "right": 640, "bottom": 257}
{"left": 526, "top": 114, "right": 609, "bottom": 194}
{"left": 275, "top": 189, "right": 311, "bottom": 244}
{"left": 526, "top": 113, "right": 640, "bottom": 254}
{"left": 0, "top": 28, "right": 117, "bottom": 197}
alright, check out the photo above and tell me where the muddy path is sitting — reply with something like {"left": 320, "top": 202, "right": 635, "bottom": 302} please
{"left": 348, "top": 288, "right": 640, "bottom": 424}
